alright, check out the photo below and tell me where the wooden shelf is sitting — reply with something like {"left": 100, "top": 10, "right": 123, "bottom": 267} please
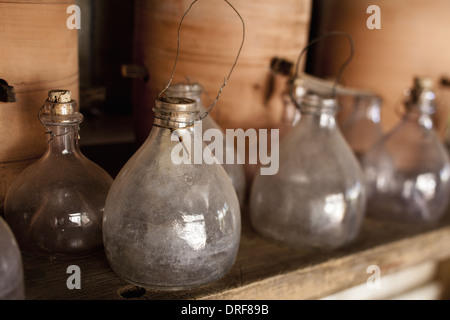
{"left": 22, "top": 207, "right": 450, "bottom": 300}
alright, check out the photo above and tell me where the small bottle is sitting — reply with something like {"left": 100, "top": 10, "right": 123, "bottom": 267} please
{"left": 4, "top": 90, "right": 113, "bottom": 256}
{"left": 341, "top": 94, "right": 383, "bottom": 162}
{"left": 362, "top": 77, "right": 450, "bottom": 224}
{"left": 164, "top": 82, "right": 247, "bottom": 207}
{"left": 0, "top": 216, "right": 25, "bottom": 300}
{"left": 103, "top": 96, "right": 241, "bottom": 290}
{"left": 250, "top": 91, "right": 366, "bottom": 251}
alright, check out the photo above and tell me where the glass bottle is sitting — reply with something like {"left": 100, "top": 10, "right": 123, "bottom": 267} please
{"left": 4, "top": 90, "right": 113, "bottom": 256}
{"left": 341, "top": 94, "right": 383, "bottom": 162}
{"left": 249, "top": 91, "right": 366, "bottom": 251}
{"left": 362, "top": 77, "right": 450, "bottom": 224}
{"left": 102, "top": 96, "right": 241, "bottom": 290}
{"left": 164, "top": 82, "right": 247, "bottom": 208}
{"left": 0, "top": 216, "right": 25, "bottom": 300}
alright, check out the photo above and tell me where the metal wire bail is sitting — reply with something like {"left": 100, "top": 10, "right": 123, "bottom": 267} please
{"left": 157, "top": 0, "right": 246, "bottom": 121}
{"left": 289, "top": 31, "right": 355, "bottom": 110}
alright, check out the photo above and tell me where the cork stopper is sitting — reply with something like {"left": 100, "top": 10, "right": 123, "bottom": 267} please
{"left": 48, "top": 90, "right": 72, "bottom": 103}
{"left": 40, "top": 89, "right": 82, "bottom": 124}
{"left": 45, "top": 90, "right": 78, "bottom": 116}
{"left": 414, "top": 77, "right": 433, "bottom": 90}
{"left": 405, "top": 76, "right": 436, "bottom": 114}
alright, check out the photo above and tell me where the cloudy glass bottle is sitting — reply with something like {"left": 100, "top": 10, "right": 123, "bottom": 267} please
{"left": 250, "top": 90, "right": 366, "bottom": 251}
{"left": 0, "top": 216, "right": 25, "bottom": 300}
{"left": 164, "top": 82, "right": 247, "bottom": 207}
{"left": 341, "top": 94, "right": 383, "bottom": 162}
{"left": 362, "top": 77, "right": 450, "bottom": 224}
{"left": 4, "top": 90, "right": 113, "bottom": 256}
{"left": 103, "top": 96, "right": 241, "bottom": 290}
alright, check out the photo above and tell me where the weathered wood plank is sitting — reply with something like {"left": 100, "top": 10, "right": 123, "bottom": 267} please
{"left": 22, "top": 209, "right": 450, "bottom": 300}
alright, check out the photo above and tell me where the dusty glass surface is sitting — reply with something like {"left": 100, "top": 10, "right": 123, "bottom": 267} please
{"left": 0, "top": 216, "right": 24, "bottom": 300}
{"left": 250, "top": 93, "right": 366, "bottom": 251}
{"left": 103, "top": 97, "right": 241, "bottom": 290}
{"left": 164, "top": 83, "right": 247, "bottom": 207}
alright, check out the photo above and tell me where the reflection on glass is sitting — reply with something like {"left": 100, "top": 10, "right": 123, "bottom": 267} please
{"left": 415, "top": 173, "right": 437, "bottom": 200}
{"left": 174, "top": 214, "right": 206, "bottom": 251}
{"left": 324, "top": 193, "right": 346, "bottom": 225}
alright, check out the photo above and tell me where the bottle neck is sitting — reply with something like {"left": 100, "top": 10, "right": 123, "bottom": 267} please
{"left": 403, "top": 108, "right": 434, "bottom": 129}
{"left": 153, "top": 107, "right": 200, "bottom": 129}
{"left": 351, "top": 97, "right": 381, "bottom": 123}
{"left": 45, "top": 124, "right": 81, "bottom": 154}
{"left": 177, "top": 92, "right": 203, "bottom": 109}
{"left": 297, "top": 94, "right": 338, "bottom": 128}
{"left": 164, "top": 83, "right": 203, "bottom": 109}
{"left": 153, "top": 115, "right": 199, "bottom": 130}
{"left": 300, "top": 108, "right": 337, "bottom": 128}
{"left": 402, "top": 85, "right": 436, "bottom": 129}
{"left": 152, "top": 96, "right": 201, "bottom": 130}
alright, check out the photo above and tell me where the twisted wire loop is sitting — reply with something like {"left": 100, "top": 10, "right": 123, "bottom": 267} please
{"left": 157, "top": 0, "right": 246, "bottom": 121}
{"left": 289, "top": 31, "right": 355, "bottom": 110}
{"left": 37, "top": 104, "right": 77, "bottom": 144}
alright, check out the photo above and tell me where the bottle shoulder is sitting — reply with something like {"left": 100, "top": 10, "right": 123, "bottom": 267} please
{"left": 371, "top": 119, "right": 447, "bottom": 153}
{"left": 6, "top": 150, "right": 113, "bottom": 198}
{"left": 106, "top": 132, "right": 239, "bottom": 210}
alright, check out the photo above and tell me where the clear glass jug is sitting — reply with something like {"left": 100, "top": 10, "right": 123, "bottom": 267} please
{"left": 103, "top": 96, "right": 241, "bottom": 290}
{"left": 250, "top": 91, "right": 366, "bottom": 251}
{"left": 4, "top": 90, "right": 113, "bottom": 256}
{"left": 0, "top": 216, "right": 25, "bottom": 300}
{"left": 362, "top": 77, "right": 450, "bottom": 224}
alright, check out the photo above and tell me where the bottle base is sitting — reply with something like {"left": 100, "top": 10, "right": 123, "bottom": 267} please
{"left": 116, "top": 274, "right": 223, "bottom": 292}
{"left": 253, "top": 226, "right": 357, "bottom": 253}
{"left": 20, "top": 244, "right": 105, "bottom": 261}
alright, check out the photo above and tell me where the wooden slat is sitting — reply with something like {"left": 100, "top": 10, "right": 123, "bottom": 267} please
{"left": 22, "top": 208, "right": 450, "bottom": 300}
{"left": 321, "top": 261, "right": 438, "bottom": 300}
{"left": 390, "top": 281, "right": 444, "bottom": 300}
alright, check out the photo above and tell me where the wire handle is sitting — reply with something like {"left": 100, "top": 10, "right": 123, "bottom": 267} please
{"left": 38, "top": 104, "right": 79, "bottom": 144}
{"left": 157, "top": 0, "right": 246, "bottom": 120}
{"left": 289, "top": 31, "right": 355, "bottom": 110}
